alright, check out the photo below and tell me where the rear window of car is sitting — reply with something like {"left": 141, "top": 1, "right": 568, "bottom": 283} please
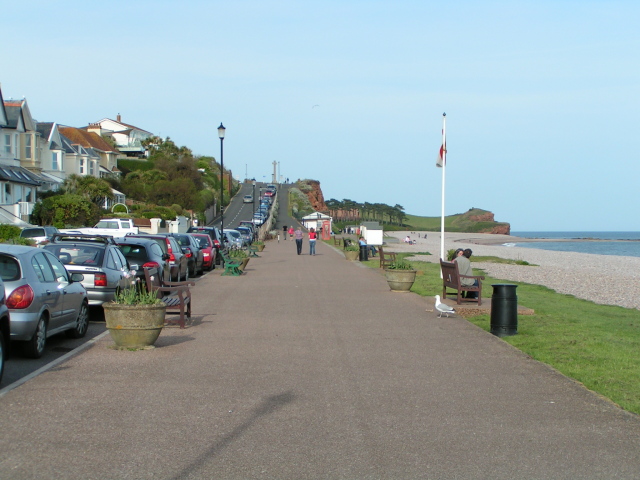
{"left": 0, "top": 254, "right": 21, "bottom": 281}
{"left": 45, "top": 245, "right": 106, "bottom": 266}
{"left": 193, "top": 235, "right": 211, "bottom": 248}
{"left": 118, "top": 244, "right": 149, "bottom": 263}
{"left": 173, "top": 235, "right": 190, "bottom": 246}
{"left": 20, "top": 228, "right": 45, "bottom": 238}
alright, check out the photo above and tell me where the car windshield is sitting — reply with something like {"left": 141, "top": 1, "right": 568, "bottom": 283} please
{"left": 0, "top": 254, "right": 21, "bottom": 281}
{"left": 20, "top": 228, "right": 45, "bottom": 238}
{"left": 227, "top": 231, "right": 241, "bottom": 239}
{"left": 45, "top": 245, "right": 106, "bottom": 266}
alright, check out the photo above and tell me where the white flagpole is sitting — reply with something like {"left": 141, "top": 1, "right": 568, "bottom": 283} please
{"left": 440, "top": 113, "right": 446, "bottom": 261}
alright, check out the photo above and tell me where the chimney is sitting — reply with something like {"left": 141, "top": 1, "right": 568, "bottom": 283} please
{"left": 117, "top": 113, "right": 121, "bottom": 123}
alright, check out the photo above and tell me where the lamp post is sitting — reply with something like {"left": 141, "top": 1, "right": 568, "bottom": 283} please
{"left": 252, "top": 180, "right": 256, "bottom": 240}
{"left": 218, "top": 122, "right": 225, "bottom": 242}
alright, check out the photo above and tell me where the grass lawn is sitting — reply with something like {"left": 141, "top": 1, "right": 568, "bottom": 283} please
{"left": 357, "top": 250, "right": 640, "bottom": 416}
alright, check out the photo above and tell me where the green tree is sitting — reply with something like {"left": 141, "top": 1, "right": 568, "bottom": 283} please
{"left": 62, "top": 174, "right": 114, "bottom": 207}
{"left": 32, "top": 194, "right": 100, "bottom": 228}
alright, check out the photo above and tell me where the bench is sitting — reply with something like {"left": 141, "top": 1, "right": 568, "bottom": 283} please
{"left": 143, "top": 267, "right": 195, "bottom": 328}
{"left": 439, "top": 260, "right": 485, "bottom": 306}
{"left": 334, "top": 236, "right": 342, "bottom": 246}
{"left": 220, "top": 250, "right": 243, "bottom": 276}
{"left": 247, "top": 245, "right": 260, "bottom": 257}
{"left": 378, "top": 247, "right": 397, "bottom": 269}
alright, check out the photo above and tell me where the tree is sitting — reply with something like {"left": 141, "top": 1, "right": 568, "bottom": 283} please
{"left": 32, "top": 194, "right": 100, "bottom": 228}
{"left": 62, "top": 174, "right": 114, "bottom": 207}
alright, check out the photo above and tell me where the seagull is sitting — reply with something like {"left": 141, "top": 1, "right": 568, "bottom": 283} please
{"left": 434, "top": 295, "right": 455, "bottom": 317}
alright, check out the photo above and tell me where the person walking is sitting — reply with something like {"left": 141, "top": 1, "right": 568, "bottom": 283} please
{"left": 282, "top": 225, "right": 287, "bottom": 241}
{"left": 309, "top": 228, "right": 317, "bottom": 255}
{"left": 294, "top": 227, "right": 303, "bottom": 255}
{"left": 288, "top": 227, "right": 294, "bottom": 239}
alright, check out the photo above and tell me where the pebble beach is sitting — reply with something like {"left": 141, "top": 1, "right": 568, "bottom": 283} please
{"left": 386, "top": 231, "right": 640, "bottom": 310}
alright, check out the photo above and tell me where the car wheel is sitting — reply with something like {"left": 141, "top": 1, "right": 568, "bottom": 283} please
{"left": 66, "top": 300, "right": 89, "bottom": 339}
{"left": 24, "top": 314, "right": 47, "bottom": 359}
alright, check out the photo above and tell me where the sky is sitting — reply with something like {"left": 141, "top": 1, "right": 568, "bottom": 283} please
{"left": 3, "top": 0, "right": 639, "bottom": 231}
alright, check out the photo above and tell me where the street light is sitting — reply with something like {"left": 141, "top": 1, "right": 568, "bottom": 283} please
{"left": 252, "top": 180, "right": 256, "bottom": 240}
{"left": 218, "top": 122, "right": 225, "bottom": 242}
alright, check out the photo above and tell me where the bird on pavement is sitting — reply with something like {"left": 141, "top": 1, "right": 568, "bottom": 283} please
{"left": 434, "top": 295, "right": 455, "bottom": 317}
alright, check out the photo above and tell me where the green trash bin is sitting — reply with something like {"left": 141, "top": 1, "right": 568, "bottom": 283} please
{"left": 490, "top": 284, "right": 518, "bottom": 337}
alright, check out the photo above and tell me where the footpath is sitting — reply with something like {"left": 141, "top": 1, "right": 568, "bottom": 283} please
{"left": 1, "top": 237, "right": 639, "bottom": 479}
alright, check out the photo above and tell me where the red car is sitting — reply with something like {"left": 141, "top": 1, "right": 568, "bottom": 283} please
{"left": 191, "top": 233, "right": 217, "bottom": 271}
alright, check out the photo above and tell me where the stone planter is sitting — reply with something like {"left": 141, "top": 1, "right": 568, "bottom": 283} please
{"left": 256, "top": 244, "right": 265, "bottom": 252}
{"left": 103, "top": 303, "right": 167, "bottom": 349}
{"left": 344, "top": 250, "right": 359, "bottom": 261}
{"left": 239, "top": 257, "right": 250, "bottom": 271}
{"left": 384, "top": 269, "right": 417, "bottom": 292}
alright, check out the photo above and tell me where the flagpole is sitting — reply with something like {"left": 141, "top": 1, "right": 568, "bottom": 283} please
{"left": 440, "top": 113, "right": 446, "bottom": 261}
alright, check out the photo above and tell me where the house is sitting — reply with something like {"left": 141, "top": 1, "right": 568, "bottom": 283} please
{"left": 301, "top": 211, "right": 332, "bottom": 233}
{"left": 58, "top": 126, "right": 120, "bottom": 180}
{"left": 0, "top": 87, "right": 42, "bottom": 225}
{"left": 36, "top": 122, "right": 67, "bottom": 191}
{"left": 88, "top": 114, "right": 153, "bottom": 158}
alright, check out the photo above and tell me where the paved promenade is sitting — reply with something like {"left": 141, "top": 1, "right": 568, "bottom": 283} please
{"left": 1, "top": 237, "right": 640, "bottom": 479}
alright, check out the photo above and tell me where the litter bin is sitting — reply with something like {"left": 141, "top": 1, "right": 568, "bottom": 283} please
{"left": 490, "top": 284, "right": 518, "bottom": 337}
{"left": 359, "top": 245, "right": 369, "bottom": 261}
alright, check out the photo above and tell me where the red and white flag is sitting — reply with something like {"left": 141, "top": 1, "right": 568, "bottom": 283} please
{"left": 436, "top": 113, "right": 446, "bottom": 167}
{"left": 436, "top": 139, "right": 446, "bottom": 168}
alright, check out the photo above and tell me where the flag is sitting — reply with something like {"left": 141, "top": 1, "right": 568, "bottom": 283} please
{"left": 436, "top": 138, "right": 446, "bottom": 168}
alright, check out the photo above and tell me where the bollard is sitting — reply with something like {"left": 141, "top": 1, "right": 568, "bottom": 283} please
{"left": 359, "top": 245, "right": 369, "bottom": 261}
{"left": 490, "top": 284, "right": 518, "bottom": 337}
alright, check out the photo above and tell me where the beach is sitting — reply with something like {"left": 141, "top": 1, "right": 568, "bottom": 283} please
{"left": 385, "top": 232, "right": 640, "bottom": 310}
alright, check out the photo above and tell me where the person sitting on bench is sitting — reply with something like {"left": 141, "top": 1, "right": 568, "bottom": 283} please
{"left": 454, "top": 248, "right": 478, "bottom": 298}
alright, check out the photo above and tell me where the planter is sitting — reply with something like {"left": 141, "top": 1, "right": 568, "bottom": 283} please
{"left": 103, "top": 303, "right": 167, "bottom": 349}
{"left": 384, "top": 269, "right": 417, "bottom": 292}
{"left": 344, "top": 250, "right": 359, "bottom": 261}
{"left": 256, "top": 244, "right": 265, "bottom": 252}
{"left": 239, "top": 257, "right": 250, "bottom": 271}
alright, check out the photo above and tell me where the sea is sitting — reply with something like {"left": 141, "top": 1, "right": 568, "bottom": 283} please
{"left": 509, "top": 232, "right": 640, "bottom": 258}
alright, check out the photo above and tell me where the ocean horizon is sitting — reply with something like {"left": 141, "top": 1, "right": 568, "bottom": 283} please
{"left": 509, "top": 231, "right": 640, "bottom": 257}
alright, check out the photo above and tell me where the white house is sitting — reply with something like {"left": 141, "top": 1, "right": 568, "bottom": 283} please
{"left": 89, "top": 115, "right": 153, "bottom": 158}
{"left": 301, "top": 211, "right": 332, "bottom": 233}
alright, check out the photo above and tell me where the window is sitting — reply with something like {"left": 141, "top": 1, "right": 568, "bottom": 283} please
{"left": 52, "top": 152, "right": 59, "bottom": 170}
{"left": 4, "top": 183, "right": 10, "bottom": 203}
{"left": 89, "top": 160, "right": 95, "bottom": 176}
{"left": 25, "top": 135, "right": 32, "bottom": 159}
{"left": 3, "top": 134, "right": 10, "bottom": 154}
{"left": 32, "top": 253, "right": 56, "bottom": 282}
{"left": 79, "top": 158, "right": 85, "bottom": 174}
{"left": 45, "top": 253, "right": 70, "bottom": 283}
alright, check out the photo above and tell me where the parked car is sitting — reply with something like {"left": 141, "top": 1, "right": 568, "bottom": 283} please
{"left": 125, "top": 234, "right": 189, "bottom": 281}
{"left": 235, "top": 226, "right": 253, "bottom": 245}
{"left": 43, "top": 234, "right": 133, "bottom": 306}
{"left": 253, "top": 213, "right": 266, "bottom": 226}
{"left": 0, "top": 277, "right": 10, "bottom": 384}
{"left": 191, "top": 233, "right": 217, "bottom": 271}
{"left": 223, "top": 230, "right": 245, "bottom": 249}
{"left": 187, "top": 226, "right": 223, "bottom": 264}
{"left": 243, "top": 194, "right": 253, "bottom": 203}
{"left": 167, "top": 233, "right": 204, "bottom": 277}
{"left": 19, "top": 226, "right": 60, "bottom": 246}
{"left": 0, "top": 245, "right": 88, "bottom": 358}
{"left": 116, "top": 237, "right": 171, "bottom": 284}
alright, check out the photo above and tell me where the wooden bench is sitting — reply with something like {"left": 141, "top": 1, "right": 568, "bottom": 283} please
{"left": 439, "top": 260, "right": 485, "bottom": 306}
{"left": 334, "top": 236, "right": 342, "bottom": 246}
{"left": 378, "top": 247, "right": 397, "bottom": 269}
{"left": 220, "top": 250, "right": 243, "bottom": 276}
{"left": 143, "top": 267, "right": 195, "bottom": 328}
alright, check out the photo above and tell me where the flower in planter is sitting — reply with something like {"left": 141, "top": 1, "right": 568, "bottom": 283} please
{"left": 386, "top": 260, "right": 414, "bottom": 270}
{"left": 113, "top": 276, "right": 164, "bottom": 306}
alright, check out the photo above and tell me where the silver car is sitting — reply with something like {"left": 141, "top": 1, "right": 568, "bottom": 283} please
{"left": 43, "top": 234, "right": 133, "bottom": 306}
{"left": 0, "top": 245, "right": 88, "bottom": 358}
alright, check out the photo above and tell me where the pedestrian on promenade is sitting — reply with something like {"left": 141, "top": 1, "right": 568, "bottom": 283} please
{"left": 282, "top": 225, "right": 287, "bottom": 240}
{"left": 294, "top": 227, "right": 303, "bottom": 255}
{"left": 309, "top": 228, "right": 317, "bottom": 255}
{"left": 288, "top": 226, "right": 294, "bottom": 239}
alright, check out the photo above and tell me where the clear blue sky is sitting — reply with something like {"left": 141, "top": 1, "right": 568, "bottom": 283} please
{"left": 4, "top": 1, "right": 639, "bottom": 231}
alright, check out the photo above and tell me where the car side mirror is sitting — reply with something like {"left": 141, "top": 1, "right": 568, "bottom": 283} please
{"left": 70, "top": 273, "right": 84, "bottom": 283}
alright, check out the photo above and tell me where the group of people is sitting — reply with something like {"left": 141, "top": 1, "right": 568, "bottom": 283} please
{"left": 282, "top": 225, "right": 317, "bottom": 255}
